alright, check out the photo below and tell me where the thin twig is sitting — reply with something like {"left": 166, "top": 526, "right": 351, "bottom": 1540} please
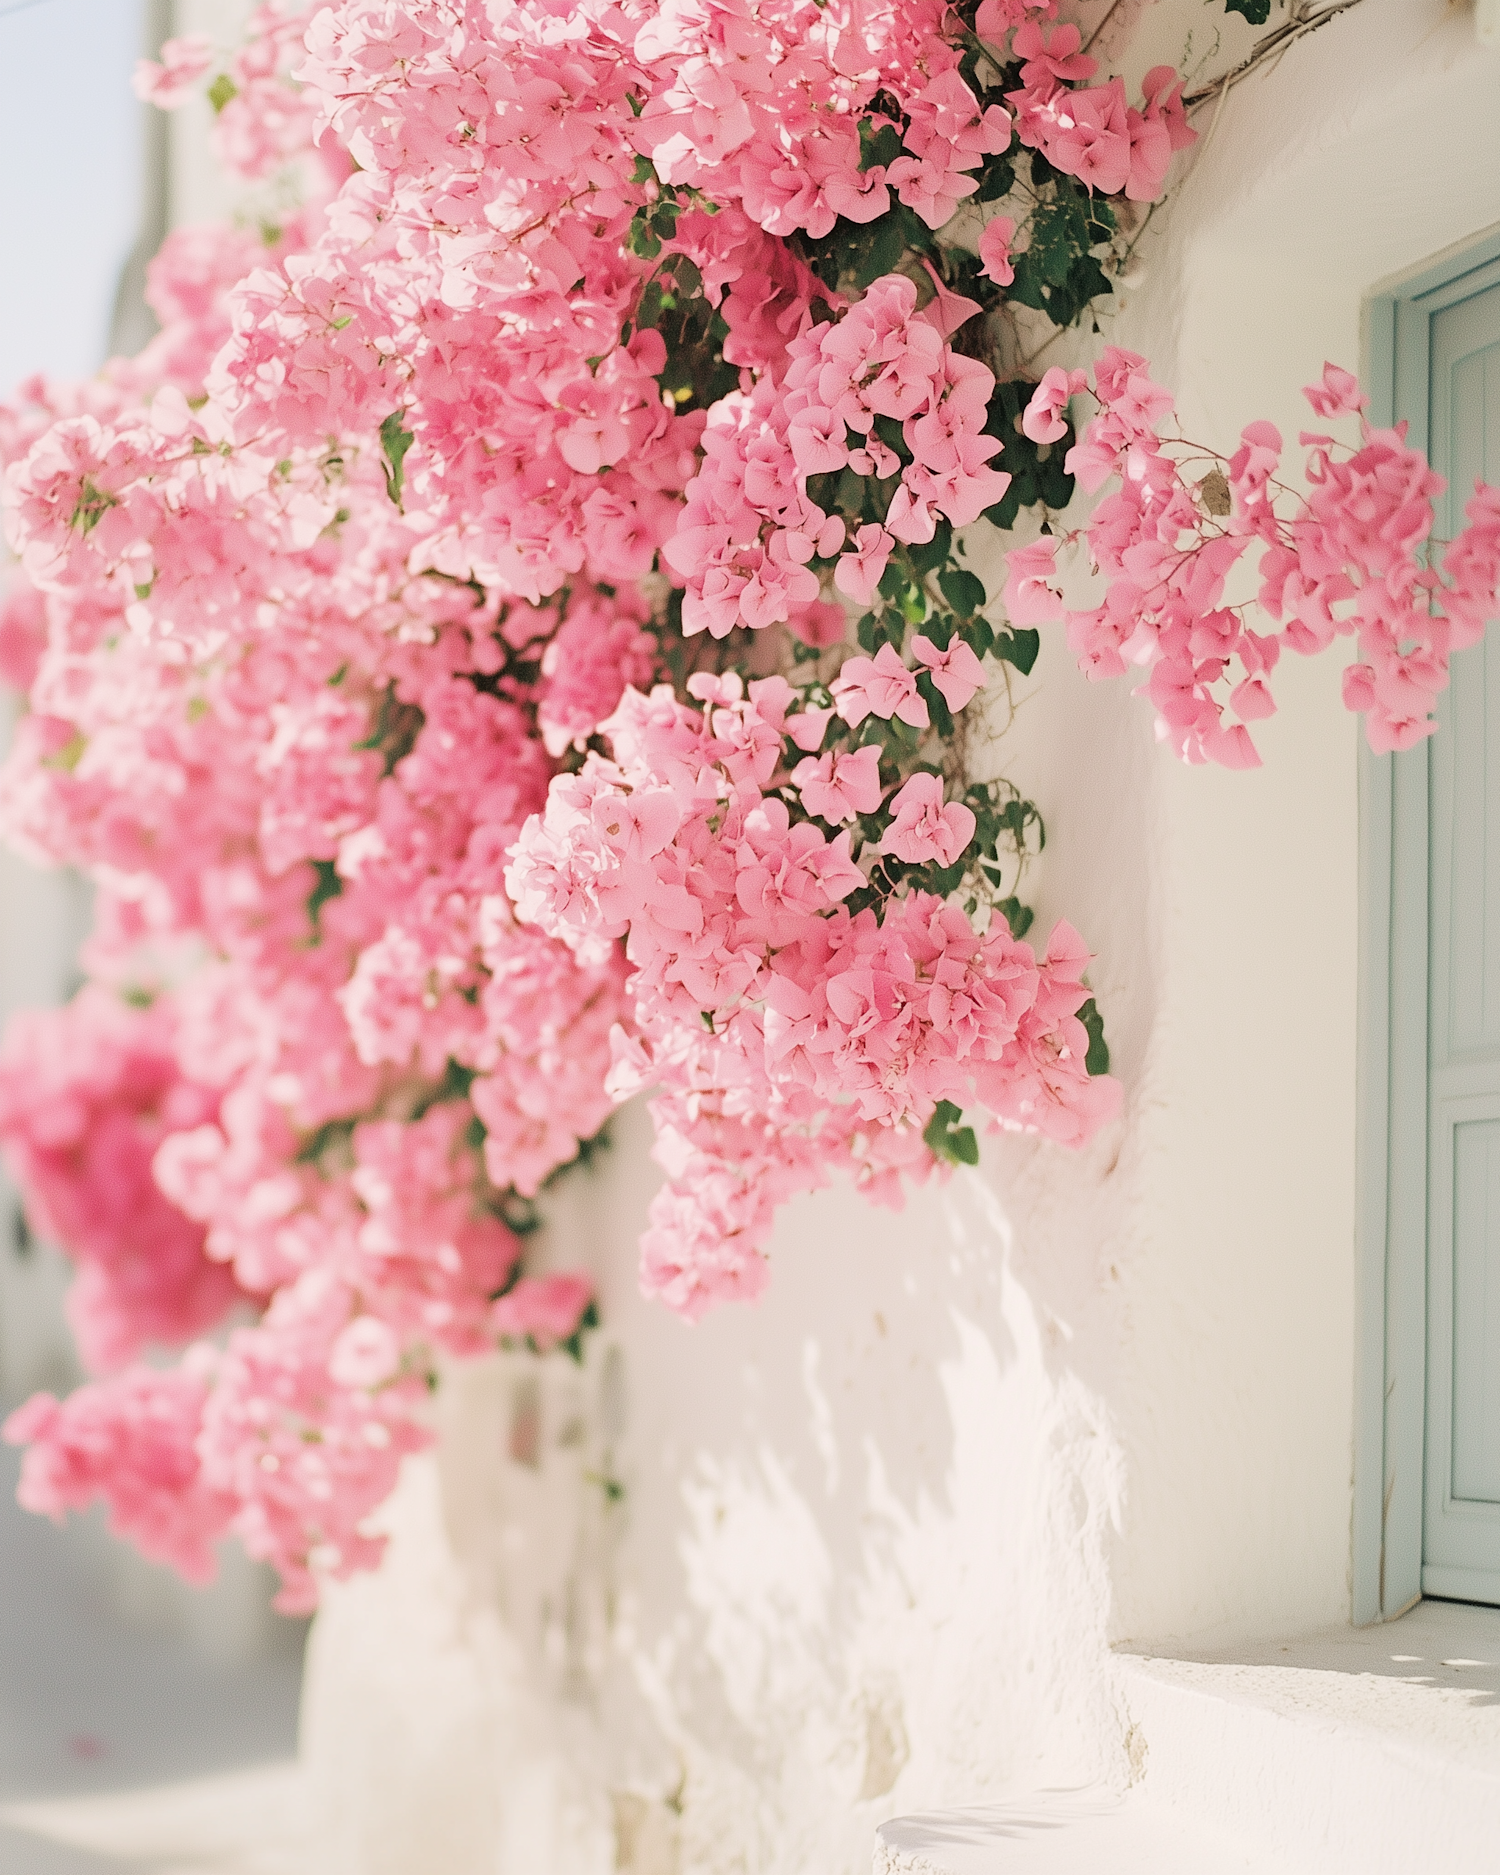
{"left": 1118, "top": 199, "right": 1159, "bottom": 272}
{"left": 1081, "top": 0, "right": 1129, "bottom": 54}
{"left": 1193, "top": 71, "right": 1234, "bottom": 166}
{"left": 1182, "top": 0, "right": 1369, "bottom": 110}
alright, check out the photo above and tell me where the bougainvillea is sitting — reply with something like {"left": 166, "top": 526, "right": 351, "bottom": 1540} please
{"left": 1003, "top": 355, "right": 1500, "bottom": 762}
{"left": 0, "top": 0, "right": 1492, "bottom": 1605}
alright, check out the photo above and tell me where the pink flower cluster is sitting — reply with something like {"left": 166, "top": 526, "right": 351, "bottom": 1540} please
{"left": 636, "top": 0, "right": 1011, "bottom": 237}
{"left": 508, "top": 673, "right": 1119, "bottom": 1317}
{"left": 666, "top": 274, "right": 1010, "bottom": 635}
{"left": 1005, "top": 357, "right": 1500, "bottom": 762}
{"left": 1002, "top": 23, "right": 1195, "bottom": 204}
{"left": 0, "top": 546, "right": 622, "bottom": 1598}
{"left": 6, "top": 1272, "right": 433, "bottom": 1612}
{"left": 137, "top": 3, "right": 335, "bottom": 189}
{"left": 0, "top": 0, "right": 1213, "bottom": 1596}
{"left": 0, "top": 58, "right": 638, "bottom": 1597}
{"left": 0, "top": 990, "right": 237, "bottom": 1375}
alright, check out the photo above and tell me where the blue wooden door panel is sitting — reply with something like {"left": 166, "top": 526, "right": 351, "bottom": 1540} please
{"left": 1424, "top": 277, "right": 1500, "bottom": 1603}
{"left": 1452, "top": 1117, "right": 1500, "bottom": 1503}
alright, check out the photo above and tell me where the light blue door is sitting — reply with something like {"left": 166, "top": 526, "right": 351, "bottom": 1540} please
{"left": 1424, "top": 277, "right": 1500, "bottom": 1604}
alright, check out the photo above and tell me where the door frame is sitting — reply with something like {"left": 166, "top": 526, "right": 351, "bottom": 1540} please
{"left": 1355, "top": 224, "right": 1500, "bottom": 1625}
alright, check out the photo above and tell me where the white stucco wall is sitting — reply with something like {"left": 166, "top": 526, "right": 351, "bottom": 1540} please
{"left": 160, "top": 3, "right": 1500, "bottom": 1869}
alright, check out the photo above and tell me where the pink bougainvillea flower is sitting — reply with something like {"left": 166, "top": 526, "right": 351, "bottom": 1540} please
{"left": 132, "top": 35, "right": 213, "bottom": 109}
{"left": 911, "top": 634, "right": 987, "bottom": 712}
{"left": 789, "top": 599, "right": 849, "bottom": 648}
{"left": 916, "top": 261, "right": 983, "bottom": 340}
{"left": 978, "top": 216, "right": 1016, "bottom": 287}
{"left": 880, "top": 773, "right": 977, "bottom": 865}
{"left": 831, "top": 644, "right": 931, "bottom": 729}
{"left": 1303, "top": 362, "right": 1369, "bottom": 418}
{"left": 1004, "top": 538, "right": 1066, "bottom": 624}
{"left": 793, "top": 745, "right": 883, "bottom": 823}
{"left": 1140, "top": 66, "right": 1197, "bottom": 154}
{"left": 835, "top": 525, "right": 896, "bottom": 605}
{"left": 1023, "top": 367, "right": 1089, "bottom": 444}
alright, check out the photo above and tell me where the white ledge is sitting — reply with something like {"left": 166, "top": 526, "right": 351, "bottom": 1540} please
{"left": 1117, "top": 1599, "right": 1500, "bottom": 1874}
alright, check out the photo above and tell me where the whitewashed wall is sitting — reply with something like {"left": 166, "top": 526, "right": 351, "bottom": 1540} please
{"left": 121, "top": 0, "right": 1500, "bottom": 1868}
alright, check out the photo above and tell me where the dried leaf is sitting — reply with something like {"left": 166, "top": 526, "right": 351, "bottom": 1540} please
{"left": 1198, "top": 469, "right": 1231, "bottom": 517}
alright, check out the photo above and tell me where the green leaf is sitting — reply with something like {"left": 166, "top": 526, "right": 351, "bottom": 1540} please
{"left": 872, "top": 412, "right": 911, "bottom": 462}
{"left": 859, "top": 120, "right": 903, "bottom": 172}
{"left": 982, "top": 486, "right": 1023, "bottom": 531}
{"left": 923, "top": 1100, "right": 980, "bottom": 1167}
{"left": 379, "top": 410, "right": 415, "bottom": 509}
{"left": 916, "top": 671, "right": 954, "bottom": 739}
{"left": 961, "top": 617, "right": 995, "bottom": 659}
{"left": 1078, "top": 997, "right": 1111, "bottom": 1076}
{"left": 996, "top": 896, "right": 1034, "bottom": 940}
{"left": 555, "top": 1298, "right": 602, "bottom": 1365}
{"left": 669, "top": 255, "right": 702, "bottom": 297}
{"left": 410, "top": 1056, "right": 478, "bottom": 1119}
{"left": 295, "top": 1116, "right": 357, "bottom": 1168}
{"left": 496, "top": 1192, "right": 542, "bottom": 1237}
{"left": 938, "top": 567, "right": 987, "bottom": 616}
{"left": 994, "top": 627, "right": 1040, "bottom": 676}
{"left": 836, "top": 465, "right": 871, "bottom": 517}
{"left": 906, "top": 518, "right": 952, "bottom": 573}
{"left": 1007, "top": 187, "right": 1113, "bottom": 328}
{"left": 305, "top": 858, "right": 343, "bottom": 939}
{"left": 976, "top": 155, "right": 1015, "bottom": 203}
{"left": 790, "top": 192, "right": 937, "bottom": 294}
{"left": 625, "top": 216, "right": 661, "bottom": 258}
{"left": 207, "top": 72, "right": 238, "bottom": 114}
{"left": 921, "top": 611, "right": 954, "bottom": 651}
{"left": 1049, "top": 253, "right": 1113, "bottom": 329}
{"left": 1222, "top": 0, "right": 1272, "bottom": 19}
{"left": 877, "top": 559, "right": 907, "bottom": 602}
{"left": 69, "top": 475, "right": 116, "bottom": 535}
{"left": 354, "top": 685, "right": 425, "bottom": 774}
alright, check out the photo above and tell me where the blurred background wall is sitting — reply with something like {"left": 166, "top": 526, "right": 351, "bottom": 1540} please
{"left": 0, "top": 10, "right": 303, "bottom": 1863}
{"left": 0, "top": 0, "right": 144, "bottom": 1414}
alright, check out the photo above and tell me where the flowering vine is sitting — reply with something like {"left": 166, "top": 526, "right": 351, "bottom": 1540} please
{"left": 0, "top": 0, "right": 1490, "bottom": 1608}
{"left": 1005, "top": 356, "right": 1500, "bottom": 762}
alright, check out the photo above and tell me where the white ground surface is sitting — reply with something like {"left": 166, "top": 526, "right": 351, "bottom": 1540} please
{"left": 874, "top": 1792, "right": 1269, "bottom": 1873}
{"left": 1117, "top": 1599, "right": 1500, "bottom": 1875}
{"left": 1126, "top": 1598, "right": 1500, "bottom": 1776}
{"left": 0, "top": 1448, "right": 304, "bottom": 1875}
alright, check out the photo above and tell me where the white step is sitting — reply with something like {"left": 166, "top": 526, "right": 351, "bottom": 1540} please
{"left": 1117, "top": 1599, "right": 1500, "bottom": 1875}
{"left": 872, "top": 1789, "right": 1270, "bottom": 1872}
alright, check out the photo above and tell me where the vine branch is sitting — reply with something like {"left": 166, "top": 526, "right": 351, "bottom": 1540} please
{"left": 1182, "top": 0, "right": 1370, "bottom": 109}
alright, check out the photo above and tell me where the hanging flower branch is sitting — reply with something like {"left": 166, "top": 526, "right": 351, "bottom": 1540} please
{"left": 1006, "top": 356, "right": 1500, "bottom": 761}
